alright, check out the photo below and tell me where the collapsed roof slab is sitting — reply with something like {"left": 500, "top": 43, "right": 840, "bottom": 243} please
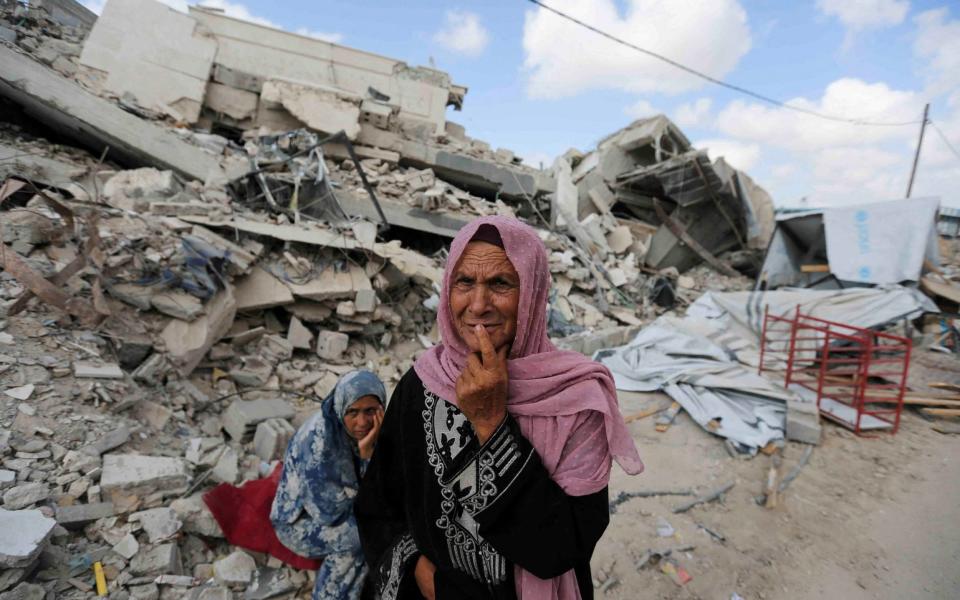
{"left": 0, "top": 45, "right": 225, "bottom": 183}
{"left": 78, "top": 0, "right": 217, "bottom": 124}
{"left": 334, "top": 190, "right": 473, "bottom": 239}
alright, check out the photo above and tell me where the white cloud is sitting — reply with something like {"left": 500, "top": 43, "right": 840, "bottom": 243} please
{"left": 522, "top": 0, "right": 751, "bottom": 99}
{"left": 624, "top": 99, "right": 658, "bottom": 119}
{"left": 914, "top": 9, "right": 960, "bottom": 96}
{"left": 696, "top": 138, "right": 761, "bottom": 171}
{"left": 816, "top": 0, "right": 909, "bottom": 30}
{"left": 714, "top": 78, "right": 920, "bottom": 153}
{"left": 433, "top": 10, "right": 490, "bottom": 57}
{"left": 674, "top": 98, "right": 713, "bottom": 127}
{"left": 294, "top": 28, "right": 344, "bottom": 43}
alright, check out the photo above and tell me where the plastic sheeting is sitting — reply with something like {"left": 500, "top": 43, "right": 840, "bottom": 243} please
{"left": 596, "top": 317, "right": 792, "bottom": 450}
{"left": 823, "top": 197, "right": 939, "bottom": 284}
{"left": 596, "top": 287, "right": 936, "bottom": 450}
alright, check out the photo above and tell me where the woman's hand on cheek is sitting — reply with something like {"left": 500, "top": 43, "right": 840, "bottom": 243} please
{"left": 357, "top": 407, "right": 384, "bottom": 460}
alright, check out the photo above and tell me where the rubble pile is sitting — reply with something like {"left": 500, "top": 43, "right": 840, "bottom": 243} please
{"left": 0, "top": 0, "right": 777, "bottom": 598}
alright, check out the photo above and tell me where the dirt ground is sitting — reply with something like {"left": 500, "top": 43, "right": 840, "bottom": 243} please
{"left": 594, "top": 351, "right": 960, "bottom": 600}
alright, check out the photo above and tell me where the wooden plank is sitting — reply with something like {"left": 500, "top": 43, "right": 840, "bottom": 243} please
{"left": 800, "top": 264, "right": 830, "bottom": 273}
{"left": 624, "top": 403, "right": 670, "bottom": 424}
{"left": 920, "top": 408, "right": 960, "bottom": 417}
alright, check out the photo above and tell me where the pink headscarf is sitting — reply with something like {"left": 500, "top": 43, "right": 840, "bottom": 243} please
{"left": 415, "top": 216, "right": 643, "bottom": 599}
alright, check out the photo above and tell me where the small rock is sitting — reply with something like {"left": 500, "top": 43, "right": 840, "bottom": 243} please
{"left": 213, "top": 550, "right": 256, "bottom": 585}
{"left": 2, "top": 483, "right": 49, "bottom": 510}
{"left": 112, "top": 533, "right": 139, "bottom": 560}
{"left": 130, "top": 507, "right": 182, "bottom": 543}
{"left": 0, "top": 508, "right": 56, "bottom": 568}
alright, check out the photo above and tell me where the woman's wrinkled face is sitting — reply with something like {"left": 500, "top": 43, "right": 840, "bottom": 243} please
{"left": 343, "top": 395, "right": 381, "bottom": 440}
{"left": 449, "top": 241, "right": 520, "bottom": 355}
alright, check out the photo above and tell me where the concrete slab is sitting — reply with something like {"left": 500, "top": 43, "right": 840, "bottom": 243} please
{"left": 79, "top": 0, "right": 217, "bottom": 123}
{"left": 0, "top": 45, "right": 225, "bottom": 183}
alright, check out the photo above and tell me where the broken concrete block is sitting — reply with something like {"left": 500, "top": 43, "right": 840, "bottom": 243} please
{"left": 0, "top": 508, "right": 56, "bottom": 568}
{"left": 786, "top": 398, "right": 822, "bottom": 445}
{"left": 152, "top": 290, "right": 204, "bottom": 321}
{"left": 286, "top": 316, "right": 313, "bottom": 351}
{"left": 213, "top": 550, "right": 256, "bottom": 585}
{"left": 73, "top": 361, "right": 124, "bottom": 379}
{"left": 81, "top": 426, "right": 131, "bottom": 457}
{"left": 1, "top": 209, "right": 55, "bottom": 250}
{"left": 0, "top": 470, "right": 14, "bottom": 491}
{"left": 112, "top": 533, "right": 139, "bottom": 560}
{"left": 286, "top": 263, "right": 372, "bottom": 301}
{"left": 253, "top": 419, "right": 295, "bottom": 462}
{"left": 230, "top": 357, "right": 273, "bottom": 387}
{"left": 135, "top": 399, "right": 173, "bottom": 431}
{"left": 0, "top": 583, "right": 45, "bottom": 600}
{"left": 2, "top": 483, "right": 49, "bottom": 510}
{"left": 106, "top": 283, "right": 155, "bottom": 311}
{"left": 316, "top": 330, "right": 349, "bottom": 361}
{"left": 221, "top": 399, "right": 295, "bottom": 441}
{"left": 162, "top": 286, "right": 237, "bottom": 376}
{"left": 355, "top": 289, "right": 377, "bottom": 313}
{"left": 234, "top": 267, "right": 294, "bottom": 311}
{"left": 102, "top": 168, "right": 181, "bottom": 210}
{"left": 100, "top": 454, "right": 190, "bottom": 496}
{"left": 130, "top": 507, "right": 182, "bottom": 543}
{"left": 211, "top": 447, "right": 238, "bottom": 484}
{"left": 127, "top": 583, "right": 159, "bottom": 600}
{"left": 260, "top": 79, "right": 362, "bottom": 140}
{"left": 55, "top": 502, "right": 116, "bottom": 529}
{"left": 401, "top": 168, "right": 435, "bottom": 192}
{"left": 79, "top": 0, "right": 216, "bottom": 123}
{"left": 130, "top": 543, "right": 182, "bottom": 576}
{"left": 169, "top": 494, "right": 223, "bottom": 538}
{"left": 204, "top": 82, "right": 259, "bottom": 121}
{"left": 606, "top": 226, "right": 634, "bottom": 254}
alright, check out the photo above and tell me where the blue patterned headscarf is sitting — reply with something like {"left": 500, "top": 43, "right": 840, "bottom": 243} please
{"left": 271, "top": 369, "right": 386, "bottom": 553}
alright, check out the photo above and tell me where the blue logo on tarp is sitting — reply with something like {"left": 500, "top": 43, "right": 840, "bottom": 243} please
{"left": 854, "top": 210, "right": 871, "bottom": 255}
{"left": 859, "top": 266, "right": 872, "bottom": 279}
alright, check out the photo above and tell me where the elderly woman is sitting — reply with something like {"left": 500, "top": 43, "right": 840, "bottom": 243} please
{"left": 356, "top": 217, "right": 643, "bottom": 600}
{"left": 271, "top": 369, "right": 386, "bottom": 600}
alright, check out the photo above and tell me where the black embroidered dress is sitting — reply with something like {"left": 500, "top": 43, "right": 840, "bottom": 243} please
{"left": 356, "top": 369, "right": 610, "bottom": 600}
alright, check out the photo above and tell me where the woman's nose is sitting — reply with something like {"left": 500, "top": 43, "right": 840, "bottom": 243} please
{"left": 468, "top": 285, "right": 490, "bottom": 314}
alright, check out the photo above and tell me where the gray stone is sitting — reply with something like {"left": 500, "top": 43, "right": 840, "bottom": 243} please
{"left": 210, "top": 447, "right": 238, "bottom": 484}
{"left": 100, "top": 454, "right": 190, "bottom": 496}
{"left": 221, "top": 399, "right": 295, "bottom": 441}
{"left": 316, "top": 330, "right": 349, "bottom": 360}
{"left": 130, "top": 507, "right": 182, "bottom": 543}
{"left": 55, "top": 501, "right": 115, "bottom": 528}
{"left": 73, "top": 362, "right": 124, "bottom": 379}
{"left": 169, "top": 495, "right": 223, "bottom": 538}
{"left": 253, "top": 418, "right": 295, "bottom": 462}
{"left": 196, "top": 586, "right": 231, "bottom": 600}
{"left": 355, "top": 288, "right": 377, "bottom": 313}
{"left": 229, "top": 357, "right": 272, "bottom": 387}
{"left": 0, "top": 26, "right": 15, "bottom": 45}
{"left": 0, "top": 470, "right": 14, "bottom": 490}
{"left": 152, "top": 291, "right": 204, "bottom": 321}
{"left": 130, "top": 543, "right": 182, "bottom": 576}
{"left": 213, "top": 550, "right": 255, "bottom": 585}
{"left": 2, "top": 483, "right": 49, "bottom": 510}
{"left": 0, "top": 583, "right": 45, "bottom": 600}
{"left": 81, "top": 426, "right": 131, "bottom": 457}
{"left": 128, "top": 583, "right": 159, "bottom": 600}
{"left": 286, "top": 316, "right": 313, "bottom": 350}
{"left": 112, "top": 532, "right": 140, "bottom": 560}
{"left": 0, "top": 508, "right": 56, "bottom": 568}
{"left": 107, "top": 283, "right": 155, "bottom": 311}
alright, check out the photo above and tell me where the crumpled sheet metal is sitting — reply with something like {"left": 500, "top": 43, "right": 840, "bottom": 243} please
{"left": 596, "top": 318, "right": 791, "bottom": 449}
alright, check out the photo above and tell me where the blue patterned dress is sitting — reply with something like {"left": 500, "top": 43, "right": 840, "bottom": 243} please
{"left": 271, "top": 370, "right": 386, "bottom": 600}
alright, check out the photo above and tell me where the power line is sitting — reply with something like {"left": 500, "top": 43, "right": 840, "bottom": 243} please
{"left": 525, "top": 0, "right": 923, "bottom": 127}
{"left": 930, "top": 121, "right": 960, "bottom": 163}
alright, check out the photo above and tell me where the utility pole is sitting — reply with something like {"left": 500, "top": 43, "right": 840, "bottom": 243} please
{"left": 906, "top": 103, "right": 930, "bottom": 198}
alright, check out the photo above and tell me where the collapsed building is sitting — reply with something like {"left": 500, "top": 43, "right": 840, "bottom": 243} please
{"left": 15, "top": 0, "right": 954, "bottom": 598}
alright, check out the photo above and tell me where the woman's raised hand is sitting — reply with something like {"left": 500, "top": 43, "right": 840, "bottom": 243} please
{"left": 357, "top": 407, "right": 384, "bottom": 460}
{"left": 455, "top": 324, "right": 508, "bottom": 444}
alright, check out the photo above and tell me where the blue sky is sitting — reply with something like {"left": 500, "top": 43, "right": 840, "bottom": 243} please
{"left": 83, "top": 0, "right": 960, "bottom": 208}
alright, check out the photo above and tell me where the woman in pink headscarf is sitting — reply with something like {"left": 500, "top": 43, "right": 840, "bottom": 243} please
{"left": 356, "top": 216, "right": 642, "bottom": 600}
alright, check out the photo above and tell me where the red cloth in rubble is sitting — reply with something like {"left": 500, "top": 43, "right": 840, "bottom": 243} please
{"left": 203, "top": 464, "right": 322, "bottom": 571}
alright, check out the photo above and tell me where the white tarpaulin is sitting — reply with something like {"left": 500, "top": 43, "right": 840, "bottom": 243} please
{"left": 596, "top": 317, "right": 795, "bottom": 450}
{"left": 687, "top": 286, "right": 937, "bottom": 367}
{"left": 823, "top": 197, "right": 940, "bottom": 284}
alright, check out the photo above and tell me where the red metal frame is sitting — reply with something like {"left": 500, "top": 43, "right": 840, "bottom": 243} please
{"left": 759, "top": 306, "right": 912, "bottom": 435}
